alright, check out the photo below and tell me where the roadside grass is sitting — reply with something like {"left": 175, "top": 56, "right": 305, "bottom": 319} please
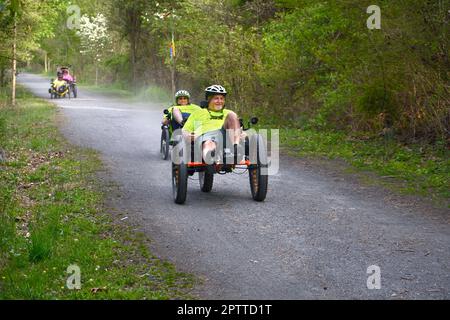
{"left": 279, "top": 128, "right": 449, "bottom": 205}
{"left": 78, "top": 83, "right": 134, "bottom": 99}
{"left": 0, "top": 87, "right": 195, "bottom": 299}
{"left": 136, "top": 85, "right": 172, "bottom": 104}
{"left": 78, "top": 82, "right": 172, "bottom": 104}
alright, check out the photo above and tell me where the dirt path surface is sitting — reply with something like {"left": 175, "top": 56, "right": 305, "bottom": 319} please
{"left": 19, "top": 73, "right": 450, "bottom": 299}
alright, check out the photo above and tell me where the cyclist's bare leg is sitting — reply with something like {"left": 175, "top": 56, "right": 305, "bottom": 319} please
{"left": 223, "top": 111, "right": 241, "bottom": 145}
{"left": 172, "top": 107, "right": 183, "bottom": 124}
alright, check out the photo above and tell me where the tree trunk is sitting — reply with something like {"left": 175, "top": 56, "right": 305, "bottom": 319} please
{"left": 130, "top": 31, "right": 137, "bottom": 89}
{"left": 0, "top": 66, "right": 5, "bottom": 87}
{"left": 127, "top": 5, "right": 142, "bottom": 92}
{"left": 44, "top": 51, "right": 48, "bottom": 73}
{"left": 11, "top": 19, "right": 17, "bottom": 106}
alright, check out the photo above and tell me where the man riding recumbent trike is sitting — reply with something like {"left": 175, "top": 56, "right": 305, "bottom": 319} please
{"left": 170, "top": 85, "right": 268, "bottom": 204}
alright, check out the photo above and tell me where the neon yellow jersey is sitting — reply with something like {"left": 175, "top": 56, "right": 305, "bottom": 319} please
{"left": 183, "top": 108, "right": 233, "bottom": 136}
{"left": 176, "top": 104, "right": 201, "bottom": 114}
{"left": 52, "top": 79, "right": 67, "bottom": 89}
{"left": 164, "top": 104, "right": 200, "bottom": 119}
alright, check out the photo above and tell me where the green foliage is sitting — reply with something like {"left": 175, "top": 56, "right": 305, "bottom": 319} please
{"left": 357, "top": 80, "right": 397, "bottom": 127}
{"left": 103, "top": 53, "right": 130, "bottom": 84}
{"left": 19, "top": 0, "right": 446, "bottom": 144}
{"left": 138, "top": 85, "right": 172, "bottom": 104}
{"left": 0, "top": 112, "right": 5, "bottom": 140}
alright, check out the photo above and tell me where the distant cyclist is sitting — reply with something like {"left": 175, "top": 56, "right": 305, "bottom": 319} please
{"left": 61, "top": 68, "right": 74, "bottom": 83}
{"left": 162, "top": 90, "right": 200, "bottom": 129}
{"left": 51, "top": 72, "right": 67, "bottom": 90}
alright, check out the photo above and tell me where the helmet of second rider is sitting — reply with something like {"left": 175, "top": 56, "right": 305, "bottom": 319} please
{"left": 175, "top": 90, "right": 190, "bottom": 105}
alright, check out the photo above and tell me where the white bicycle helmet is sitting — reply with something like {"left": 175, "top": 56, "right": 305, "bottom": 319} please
{"left": 205, "top": 85, "right": 227, "bottom": 99}
{"left": 175, "top": 90, "right": 190, "bottom": 100}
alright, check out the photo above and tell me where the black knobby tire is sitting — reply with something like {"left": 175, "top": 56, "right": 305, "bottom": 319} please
{"left": 248, "top": 134, "right": 268, "bottom": 202}
{"left": 72, "top": 85, "right": 77, "bottom": 98}
{"left": 199, "top": 169, "right": 214, "bottom": 192}
{"left": 172, "top": 143, "right": 188, "bottom": 204}
{"left": 160, "top": 127, "right": 170, "bottom": 160}
{"left": 173, "top": 163, "right": 188, "bottom": 204}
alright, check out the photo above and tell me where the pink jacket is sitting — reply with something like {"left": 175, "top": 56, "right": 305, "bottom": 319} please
{"left": 63, "top": 74, "right": 73, "bottom": 82}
